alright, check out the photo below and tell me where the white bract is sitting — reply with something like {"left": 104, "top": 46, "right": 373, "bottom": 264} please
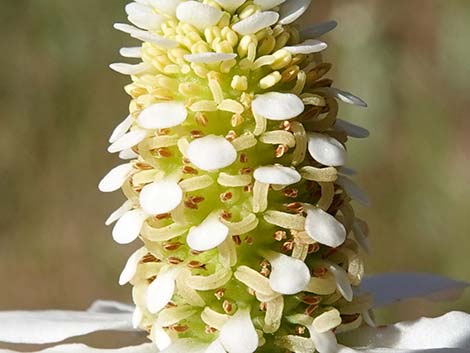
{"left": 112, "top": 208, "right": 148, "bottom": 244}
{"left": 254, "top": 0, "right": 286, "bottom": 10}
{"left": 214, "top": 0, "right": 246, "bottom": 12}
{"left": 0, "top": 275, "right": 468, "bottom": 352}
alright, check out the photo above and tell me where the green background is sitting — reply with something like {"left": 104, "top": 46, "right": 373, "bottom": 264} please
{"left": 0, "top": 0, "right": 469, "bottom": 349}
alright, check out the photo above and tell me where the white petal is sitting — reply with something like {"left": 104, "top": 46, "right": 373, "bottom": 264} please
{"left": 108, "top": 129, "right": 147, "bottom": 153}
{"left": 206, "top": 339, "right": 227, "bottom": 353}
{"left": 119, "top": 46, "right": 142, "bottom": 58}
{"left": 187, "top": 135, "right": 237, "bottom": 171}
{"left": 328, "top": 264, "right": 353, "bottom": 302}
{"left": 87, "top": 300, "right": 134, "bottom": 314}
{"left": 0, "top": 311, "right": 134, "bottom": 344}
{"left": 128, "top": 28, "right": 178, "bottom": 48}
{"left": 361, "top": 273, "right": 469, "bottom": 308}
{"left": 340, "top": 311, "right": 470, "bottom": 351}
{"left": 308, "top": 132, "right": 347, "bottom": 166}
{"left": 113, "top": 22, "right": 140, "bottom": 34}
{"left": 219, "top": 309, "right": 259, "bottom": 353}
{"left": 176, "top": 1, "right": 223, "bottom": 31}
{"left": 252, "top": 92, "right": 304, "bottom": 121}
{"left": 186, "top": 213, "right": 229, "bottom": 251}
{"left": 119, "top": 148, "right": 140, "bottom": 160}
{"left": 232, "top": 11, "right": 279, "bottom": 35}
{"left": 106, "top": 200, "right": 134, "bottom": 226}
{"left": 279, "top": 0, "right": 311, "bottom": 25}
{"left": 98, "top": 163, "right": 134, "bottom": 193}
{"left": 0, "top": 343, "right": 157, "bottom": 353}
{"left": 146, "top": 269, "right": 177, "bottom": 314}
{"left": 109, "top": 62, "right": 151, "bottom": 75}
{"left": 267, "top": 252, "right": 310, "bottom": 295}
{"left": 109, "top": 115, "right": 134, "bottom": 143}
{"left": 184, "top": 52, "right": 237, "bottom": 64}
{"left": 112, "top": 209, "right": 148, "bottom": 244}
{"left": 337, "top": 175, "right": 370, "bottom": 207}
{"left": 214, "top": 0, "right": 246, "bottom": 12}
{"left": 300, "top": 20, "right": 338, "bottom": 40}
{"left": 153, "top": 324, "right": 172, "bottom": 350}
{"left": 126, "top": 2, "right": 164, "bottom": 30}
{"left": 335, "top": 118, "right": 370, "bottom": 138}
{"left": 284, "top": 39, "right": 328, "bottom": 55}
{"left": 149, "top": 0, "right": 183, "bottom": 16}
{"left": 139, "top": 179, "right": 183, "bottom": 215}
{"left": 308, "top": 329, "right": 338, "bottom": 353}
{"left": 254, "top": 165, "right": 301, "bottom": 185}
{"left": 138, "top": 101, "right": 188, "bottom": 129}
{"left": 254, "top": 0, "right": 286, "bottom": 10}
{"left": 119, "top": 247, "right": 148, "bottom": 285}
{"left": 322, "top": 87, "right": 367, "bottom": 107}
{"left": 132, "top": 306, "right": 143, "bottom": 329}
{"left": 305, "top": 208, "right": 346, "bottom": 247}
{"left": 337, "top": 345, "right": 469, "bottom": 353}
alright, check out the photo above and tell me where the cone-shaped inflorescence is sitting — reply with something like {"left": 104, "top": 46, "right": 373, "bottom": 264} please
{"left": 101, "top": 1, "right": 372, "bottom": 352}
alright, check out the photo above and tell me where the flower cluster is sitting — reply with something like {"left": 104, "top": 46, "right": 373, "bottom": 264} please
{"left": 0, "top": 1, "right": 468, "bottom": 353}
{"left": 99, "top": 1, "right": 373, "bottom": 352}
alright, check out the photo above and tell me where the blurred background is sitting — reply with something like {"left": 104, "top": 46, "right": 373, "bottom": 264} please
{"left": 1, "top": 0, "right": 469, "bottom": 349}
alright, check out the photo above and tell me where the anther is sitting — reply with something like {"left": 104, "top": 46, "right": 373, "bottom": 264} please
{"left": 244, "top": 235, "right": 253, "bottom": 245}
{"left": 243, "top": 184, "right": 253, "bottom": 193}
{"left": 214, "top": 288, "right": 225, "bottom": 300}
{"left": 163, "top": 242, "right": 183, "bottom": 251}
{"left": 273, "top": 230, "right": 287, "bottom": 241}
{"left": 239, "top": 153, "right": 248, "bottom": 163}
{"left": 313, "top": 267, "right": 328, "bottom": 278}
{"left": 187, "top": 260, "right": 206, "bottom": 269}
{"left": 225, "top": 130, "right": 237, "bottom": 141}
{"left": 141, "top": 253, "right": 158, "bottom": 263}
{"left": 135, "top": 162, "right": 153, "bottom": 170}
{"left": 205, "top": 326, "right": 218, "bottom": 334}
{"left": 275, "top": 144, "right": 288, "bottom": 158}
{"left": 231, "top": 113, "right": 245, "bottom": 127}
{"left": 281, "top": 240, "right": 294, "bottom": 252}
{"left": 220, "top": 191, "right": 233, "bottom": 202}
{"left": 190, "top": 130, "right": 205, "bottom": 139}
{"left": 155, "top": 147, "right": 172, "bottom": 158}
{"left": 283, "top": 188, "right": 299, "bottom": 198}
{"left": 221, "top": 210, "right": 232, "bottom": 220}
{"left": 304, "top": 304, "right": 319, "bottom": 316}
{"left": 195, "top": 112, "right": 208, "bottom": 127}
{"left": 168, "top": 257, "right": 183, "bottom": 265}
{"left": 240, "top": 167, "right": 253, "bottom": 175}
{"left": 169, "top": 324, "right": 189, "bottom": 333}
{"left": 222, "top": 300, "right": 234, "bottom": 314}
{"left": 295, "top": 326, "right": 306, "bottom": 335}
{"left": 232, "top": 235, "right": 242, "bottom": 245}
{"left": 155, "top": 213, "right": 172, "bottom": 220}
{"left": 182, "top": 166, "right": 199, "bottom": 175}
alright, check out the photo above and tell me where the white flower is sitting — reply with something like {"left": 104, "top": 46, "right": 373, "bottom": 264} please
{"left": 0, "top": 274, "right": 468, "bottom": 352}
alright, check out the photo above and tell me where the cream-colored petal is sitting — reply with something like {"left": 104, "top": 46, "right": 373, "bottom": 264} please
{"left": 252, "top": 92, "right": 304, "bottom": 121}
{"left": 176, "top": 1, "right": 223, "bottom": 31}
{"left": 232, "top": 11, "right": 279, "bottom": 35}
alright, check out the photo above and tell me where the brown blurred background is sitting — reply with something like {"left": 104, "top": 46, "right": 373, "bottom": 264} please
{"left": 0, "top": 0, "right": 469, "bottom": 348}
